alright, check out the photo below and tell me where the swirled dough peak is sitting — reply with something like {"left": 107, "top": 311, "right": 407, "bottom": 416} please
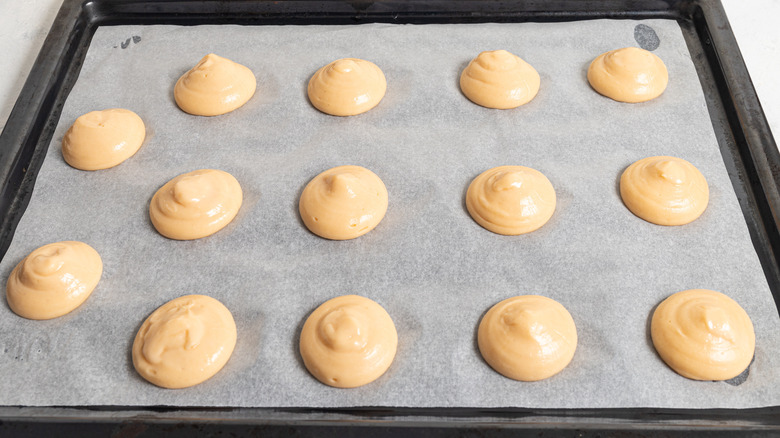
{"left": 466, "top": 165, "right": 556, "bottom": 235}
{"left": 620, "top": 156, "right": 709, "bottom": 225}
{"left": 150, "top": 169, "right": 243, "bottom": 240}
{"left": 307, "top": 58, "right": 387, "bottom": 116}
{"left": 62, "top": 109, "right": 145, "bottom": 170}
{"left": 300, "top": 295, "right": 397, "bottom": 388}
{"left": 478, "top": 295, "right": 577, "bottom": 381}
{"left": 587, "top": 47, "right": 668, "bottom": 103}
{"left": 132, "top": 295, "right": 237, "bottom": 389}
{"left": 651, "top": 289, "right": 755, "bottom": 381}
{"left": 174, "top": 53, "right": 256, "bottom": 116}
{"left": 460, "top": 50, "right": 540, "bottom": 109}
{"left": 6, "top": 241, "right": 102, "bottom": 320}
{"left": 299, "top": 165, "right": 388, "bottom": 240}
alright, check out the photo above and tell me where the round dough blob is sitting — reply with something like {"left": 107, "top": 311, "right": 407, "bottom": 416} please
{"left": 620, "top": 156, "right": 709, "bottom": 226}
{"left": 307, "top": 58, "right": 386, "bottom": 116}
{"left": 132, "top": 294, "right": 237, "bottom": 389}
{"left": 478, "top": 295, "right": 577, "bottom": 381}
{"left": 460, "top": 50, "right": 541, "bottom": 109}
{"left": 6, "top": 241, "right": 102, "bottom": 320}
{"left": 62, "top": 109, "right": 145, "bottom": 170}
{"left": 174, "top": 53, "right": 256, "bottom": 116}
{"left": 651, "top": 289, "right": 755, "bottom": 381}
{"left": 150, "top": 169, "right": 243, "bottom": 240}
{"left": 466, "top": 165, "right": 556, "bottom": 235}
{"left": 299, "top": 165, "right": 388, "bottom": 240}
{"left": 587, "top": 47, "right": 668, "bottom": 103}
{"left": 300, "top": 295, "right": 397, "bottom": 388}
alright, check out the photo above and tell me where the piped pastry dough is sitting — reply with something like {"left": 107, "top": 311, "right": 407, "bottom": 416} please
{"left": 307, "top": 58, "right": 386, "bottom": 116}
{"left": 651, "top": 289, "right": 755, "bottom": 381}
{"left": 460, "top": 50, "right": 540, "bottom": 109}
{"left": 587, "top": 47, "right": 668, "bottom": 103}
{"left": 300, "top": 295, "right": 397, "bottom": 388}
{"left": 620, "top": 156, "right": 708, "bottom": 226}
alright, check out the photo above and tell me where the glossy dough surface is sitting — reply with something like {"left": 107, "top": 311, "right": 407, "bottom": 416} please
{"left": 478, "top": 295, "right": 577, "bottom": 381}
{"left": 466, "top": 165, "right": 556, "bottom": 235}
{"left": 651, "top": 289, "right": 755, "bottom": 381}
{"left": 174, "top": 53, "right": 256, "bottom": 116}
{"left": 132, "top": 294, "right": 237, "bottom": 389}
{"left": 300, "top": 295, "right": 398, "bottom": 388}
{"left": 150, "top": 169, "right": 243, "bottom": 240}
{"left": 460, "top": 50, "right": 541, "bottom": 109}
{"left": 6, "top": 241, "right": 102, "bottom": 320}
{"left": 299, "top": 165, "right": 388, "bottom": 240}
{"left": 62, "top": 108, "right": 145, "bottom": 170}
{"left": 587, "top": 47, "right": 668, "bottom": 103}
{"left": 307, "top": 58, "right": 387, "bottom": 116}
{"left": 620, "top": 156, "right": 709, "bottom": 226}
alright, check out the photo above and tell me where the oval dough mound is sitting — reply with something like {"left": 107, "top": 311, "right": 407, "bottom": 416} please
{"left": 587, "top": 47, "right": 668, "bottom": 103}
{"left": 132, "top": 294, "right": 237, "bottom": 389}
{"left": 466, "top": 165, "right": 556, "bottom": 235}
{"left": 307, "top": 58, "right": 387, "bottom": 116}
{"left": 6, "top": 241, "right": 102, "bottom": 320}
{"left": 620, "top": 156, "right": 709, "bottom": 226}
{"left": 150, "top": 169, "right": 243, "bottom": 240}
{"left": 460, "top": 50, "right": 540, "bottom": 109}
{"left": 300, "top": 295, "right": 398, "bottom": 388}
{"left": 478, "top": 295, "right": 577, "bottom": 381}
{"left": 651, "top": 289, "right": 755, "bottom": 381}
{"left": 62, "top": 109, "right": 145, "bottom": 170}
{"left": 299, "top": 165, "right": 388, "bottom": 240}
{"left": 174, "top": 53, "right": 257, "bottom": 116}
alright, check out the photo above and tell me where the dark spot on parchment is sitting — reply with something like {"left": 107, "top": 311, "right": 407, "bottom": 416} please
{"left": 119, "top": 35, "right": 141, "bottom": 49}
{"left": 634, "top": 24, "right": 660, "bottom": 51}
{"left": 725, "top": 355, "right": 754, "bottom": 386}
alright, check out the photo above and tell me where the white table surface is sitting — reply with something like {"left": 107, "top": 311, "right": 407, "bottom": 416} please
{"left": 1, "top": 0, "right": 778, "bottom": 144}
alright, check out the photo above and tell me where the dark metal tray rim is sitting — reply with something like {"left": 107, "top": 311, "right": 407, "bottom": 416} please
{"left": 2, "top": 0, "right": 780, "bottom": 433}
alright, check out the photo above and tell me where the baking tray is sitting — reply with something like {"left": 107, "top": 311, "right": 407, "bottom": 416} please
{"left": 1, "top": 0, "right": 779, "bottom": 435}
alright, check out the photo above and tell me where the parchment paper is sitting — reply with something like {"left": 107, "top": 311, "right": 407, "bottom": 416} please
{"left": 1, "top": 20, "right": 779, "bottom": 409}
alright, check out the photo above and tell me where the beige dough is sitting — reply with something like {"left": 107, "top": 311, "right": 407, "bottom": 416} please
{"left": 651, "top": 289, "right": 755, "bottom": 381}
{"left": 299, "top": 165, "right": 388, "bottom": 240}
{"left": 132, "top": 294, "right": 237, "bottom": 389}
{"left": 620, "top": 156, "right": 709, "bottom": 226}
{"left": 478, "top": 295, "right": 577, "bottom": 381}
{"left": 587, "top": 47, "right": 668, "bottom": 103}
{"left": 466, "top": 165, "right": 556, "bottom": 235}
{"left": 6, "top": 241, "right": 102, "bottom": 320}
{"left": 307, "top": 58, "right": 386, "bottom": 116}
{"left": 460, "top": 50, "right": 540, "bottom": 109}
{"left": 150, "top": 169, "right": 243, "bottom": 240}
{"left": 300, "top": 295, "right": 397, "bottom": 388}
{"left": 61, "top": 109, "right": 145, "bottom": 170}
{"left": 174, "top": 53, "right": 256, "bottom": 116}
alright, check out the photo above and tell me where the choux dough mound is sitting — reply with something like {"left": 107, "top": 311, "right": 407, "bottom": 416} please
{"left": 174, "top": 53, "right": 256, "bottom": 116}
{"left": 587, "top": 47, "right": 668, "bottom": 103}
{"left": 6, "top": 241, "right": 102, "bottom": 320}
{"left": 307, "top": 58, "right": 387, "bottom": 116}
{"left": 150, "top": 169, "right": 243, "bottom": 240}
{"left": 132, "top": 294, "right": 237, "bottom": 389}
{"left": 466, "top": 165, "right": 556, "bottom": 235}
{"left": 62, "top": 109, "right": 145, "bottom": 170}
{"left": 651, "top": 289, "right": 755, "bottom": 381}
{"left": 460, "top": 50, "right": 541, "bottom": 109}
{"left": 620, "top": 156, "right": 709, "bottom": 226}
{"left": 300, "top": 295, "right": 398, "bottom": 388}
{"left": 299, "top": 165, "right": 388, "bottom": 240}
{"left": 478, "top": 295, "right": 577, "bottom": 381}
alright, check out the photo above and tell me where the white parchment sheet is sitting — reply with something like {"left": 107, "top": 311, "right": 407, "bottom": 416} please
{"left": 1, "top": 20, "right": 779, "bottom": 409}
